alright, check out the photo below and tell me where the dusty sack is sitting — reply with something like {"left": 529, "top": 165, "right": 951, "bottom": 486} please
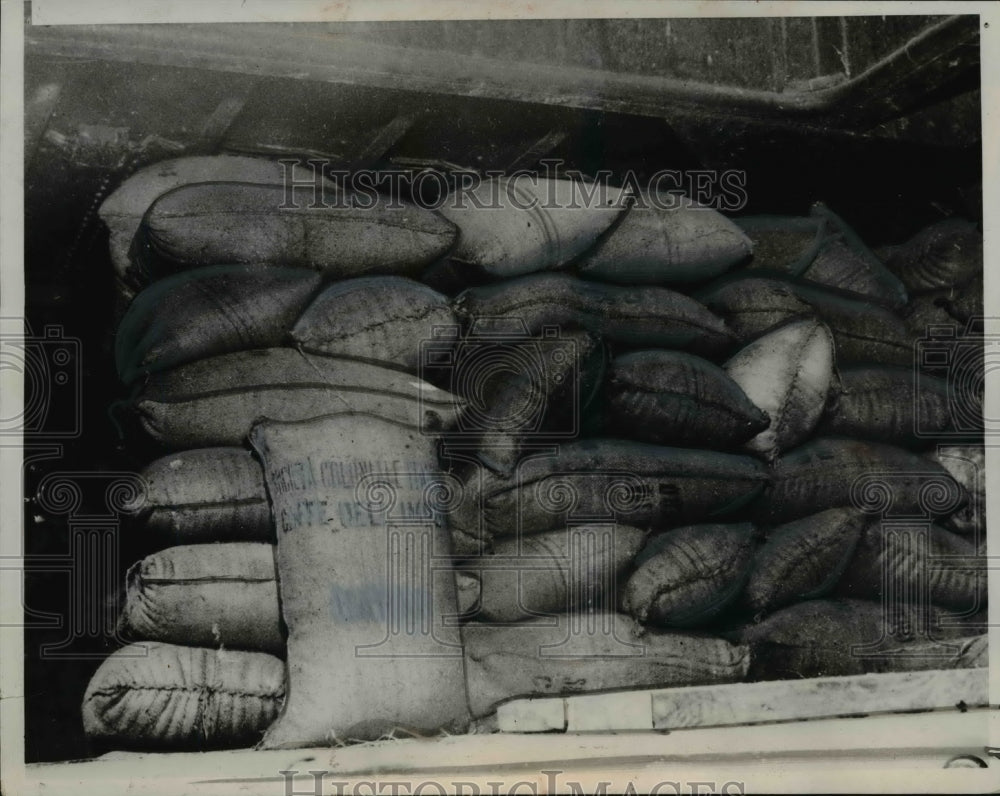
{"left": 122, "top": 447, "right": 271, "bottom": 542}
{"left": 622, "top": 523, "right": 756, "bottom": 628}
{"left": 816, "top": 365, "right": 952, "bottom": 446}
{"left": 836, "top": 522, "right": 986, "bottom": 611}
{"left": 739, "top": 598, "right": 983, "bottom": 680}
{"left": 82, "top": 642, "right": 284, "bottom": 748}
{"left": 738, "top": 209, "right": 907, "bottom": 310}
{"left": 448, "top": 327, "right": 605, "bottom": 478}
{"left": 116, "top": 264, "right": 321, "bottom": 383}
{"left": 450, "top": 439, "right": 769, "bottom": 551}
{"left": 460, "top": 524, "right": 647, "bottom": 623}
{"left": 291, "top": 276, "right": 456, "bottom": 373}
{"left": 742, "top": 508, "right": 865, "bottom": 615}
{"left": 439, "top": 176, "right": 629, "bottom": 277}
{"left": 576, "top": 192, "right": 751, "bottom": 284}
{"left": 117, "top": 543, "right": 283, "bottom": 653}
{"left": 755, "top": 437, "right": 968, "bottom": 525}
{"left": 250, "top": 413, "right": 470, "bottom": 747}
{"left": 927, "top": 445, "right": 986, "bottom": 536}
{"left": 135, "top": 348, "right": 465, "bottom": 448}
{"left": 462, "top": 611, "right": 750, "bottom": 716}
{"left": 98, "top": 155, "right": 299, "bottom": 285}
{"left": 698, "top": 275, "right": 911, "bottom": 366}
{"left": 604, "top": 350, "right": 769, "bottom": 449}
{"left": 883, "top": 218, "right": 982, "bottom": 293}
{"left": 453, "top": 273, "right": 737, "bottom": 359}
{"left": 723, "top": 318, "right": 835, "bottom": 460}
{"left": 133, "top": 181, "right": 457, "bottom": 283}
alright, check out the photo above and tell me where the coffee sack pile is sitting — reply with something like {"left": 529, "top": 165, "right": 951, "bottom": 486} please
{"left": 80, "top": 156, "right": 987, "bottom": 751}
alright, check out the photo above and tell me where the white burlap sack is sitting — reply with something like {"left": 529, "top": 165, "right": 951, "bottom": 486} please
{"left": 250, "top": 413, "right": 471, "bottom": 747}
{"left": 82, "top": 642, "right": 284, "bottom": 748}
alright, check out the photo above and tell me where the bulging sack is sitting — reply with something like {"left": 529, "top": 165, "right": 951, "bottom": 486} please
{"left": 739, "top": 598, "right": 983, "bottom": 680}
{"left": 117, "top": 543, "right": 283, "bottom": 653}
{"left": 622, "top": 523, "right": 757, "bottom": 628}
{"left": 439, "top": 176, "right": 629, "bottom": 277}
{"left": 250, "top": 413, "right": 471, "bottom": 748}
{"left": 698, "top": 275, "right": 911, "bottom": 366}
{"left": 116, "top": 264, "right": 322, "bottom": 384}
{"left": 576, "top": 192, "right": 751, "bottom": 284}
{"left": 742, "top": 508, "right": 866, "bottom": 615}
{"left": 836, "top": 522, "right": 986, "bottom": 611}
{"left": 453, "top": 273, "right": 737, "bottom": 359}
{"left": 723, "top": 318, "right": 835, "bottom": 460}
{"left": 738, "top": 208, "right": 907, "bottom": 310}
{"left": 462, "top": 611, "right": 750, "bottom": 717}
{"left": 82, "top": 642, "right": 284, "bottom": 748}
{"left": 883, "top": 218, "right": 982, "bottom": 293}
{"left": 98, "top": 155, "right": 298, "bottom": 285}
{"left": 133, "top": 181, "right": 457, "bottom": 283}
{"left": 122, "top": 447, "right": 272, "bottom": 542}
{"left": 927, "top": 445, "right": 986, "bottom": 536}
{"left": 604, "top": 350, "right": 769, "bottom": 450}
{"left": 817, "top": 365, "right": 952, "bottom": 446}
{"left": 460, "top": 524, "right": 647, "bottom": 623}
{"left": 450, "top": 439, "right": 769, "bottom": 548}
{"left": 756, "top": 437, "right": 968, "bottom": 525}
{"left": 291, "top": 276, "right": 456, "bottom": 373}
{"left": 135, "top": 348, "right": 465, "bottom": 448}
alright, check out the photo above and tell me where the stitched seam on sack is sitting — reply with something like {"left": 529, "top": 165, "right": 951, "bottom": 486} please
{"left": 775, "top": 324, "right": 819, "bottom": 439}
{"left": 152, "top": 498, "right": 268, "bottom": 510}
{"left": 615, "top": 386, "right": 749, "bottom": 418}
{"left": 89, "top": 685, "right": 283, "bottom": 698}
{"left": 143, "top": 382, "right": 457, "bottom": 406}
{"left": 302, "top": 304, "right": 440, "bottom": 338}
{"left": 138, "top": 576, "right": 275, "bottom": 584}
{"left": 466, "top": 296, "right": 724, "bottom": 336}
{"left": 489, "top": 470, "right": 762, "bottom": 501}
{"left": 157, "top": 209, "right": 452, "bottom": 237}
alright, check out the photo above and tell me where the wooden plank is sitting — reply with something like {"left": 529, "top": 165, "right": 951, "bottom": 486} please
{"left": 497, "top": 697, "right": 566, "bottom": 733}
{"left": 493, "top": 668, "right": 988, "bottom": 733}
{"left": 652, "top": 668, "right": 989, "bottom": 731}
{"left": 565, "top": 690, "right": 653, "bottom": 732}
{"left": 21, "top": 710, "right": 993, "bottom": 796}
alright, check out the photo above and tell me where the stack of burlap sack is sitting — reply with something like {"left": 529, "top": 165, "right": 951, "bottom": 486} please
{"left": 81, "top": 156, "right": 986, "bottom": 751}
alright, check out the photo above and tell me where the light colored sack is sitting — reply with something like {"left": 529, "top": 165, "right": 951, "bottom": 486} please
{"left": 122, "top": 447, "right": 271, "bottom": 542}
{"left": 117, "top": 543, "right": 283, "bottom": 653}
{"left": 82, "top": 642, "right": 284, "bottom": 748}
{"left": 462, "top": 611, "right": 750, "bottom": 717}
{"left": 724, "top": 318, "right": 835, "bottom": 460}
{"left": 250, "top": 413, "right": 471, "bottom": 747}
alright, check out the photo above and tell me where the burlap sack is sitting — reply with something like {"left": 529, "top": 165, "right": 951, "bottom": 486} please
{"left": 82, "top": 642, "right": 284, "bottom": 748}
{"left": 117, "top": 543, "right": 283, "bottom": 653}
{"left": 250, "top": 413, "right": 471, "bottom": 747}
{"left": 461, "top": 525, "right": 646, "bottom": 623}
{"left": 462, "top": 611, "right": 750, "bottom": 716}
